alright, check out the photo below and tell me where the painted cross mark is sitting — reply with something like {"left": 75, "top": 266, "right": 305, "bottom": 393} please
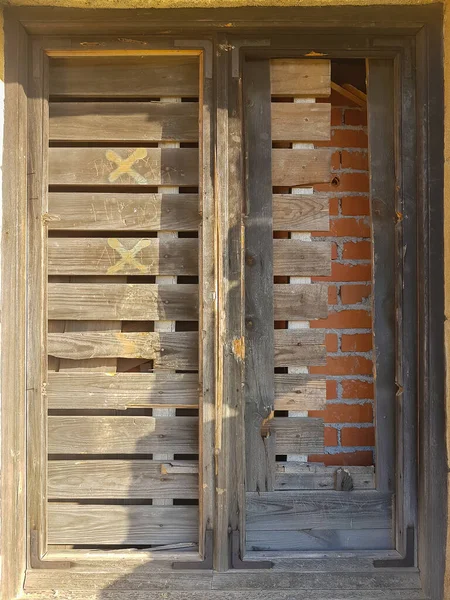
{"left": 106, "top": 148, "right": 148, "bottom": 184}
{"left": 107, "top": 238, "right": 152, "bottom": 274}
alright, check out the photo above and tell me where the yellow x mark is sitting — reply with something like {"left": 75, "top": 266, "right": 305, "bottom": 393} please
{"left": 107, "top": 238, "right": 152, "bottom": 274}
{"left": 106, "top": 148, "right": 148, "bottom": 184}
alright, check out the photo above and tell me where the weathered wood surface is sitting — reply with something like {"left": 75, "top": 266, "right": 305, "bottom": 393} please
{"left": 48, "top": 504, "right": 198, "bottom": 545}
{"left": 274, "top": 284, "right": 327, "bottom": 320}
{"left": 48, "top": 148, "right": 199, "bottom": 186}
{"left": 47, "top": 193, "right": 200, "bottom": 231}
{"left": 273, "top": 193, "right": 329, "bottom": 231}
{"left": 274, "top": 374, "right": 326, "bottom": 411}
{"left": 271, "top": 103, "right": 331, "bottom": 141}
{"left": 273, "top": 240, "right": 331, "bottom": 276}
{"left": 272, "top": 149, "right": 332, "bottom": 187}
{"left": 275, "top": 464, "right": 375, "bottom": 490}
{"left": 47, "top": 372, "right": 199, "bottom": 409}
{"left": 49, "top": 56, "right": 200, "bottom": 97}
{"left": 49, "top": 102, "right": 199, "bottom": 142}
{"left": 246, "top": 491, "right": 392, "bottom": 531}
{"left": 48, "top": 283, "right": 199, "bottom": 320}
{"left": 48, "top": 460, "right": 198, "bottom": 499}
{"left": 270, "top": 418, "right": 324, "bottom": 455}
{"left": 270, "top": 59, "right": 331, "bottom": 97}
{"left": 48, "top": 331, "right": 198, "bottom": 369}
{"left": 48, "top": 416, "right": 198, "bottom": 454}
{"left": 274, "top": 330, "right": 326, "bottom": 367}
{"left": 48, "top": 238, "right": 198, "bottom": 276}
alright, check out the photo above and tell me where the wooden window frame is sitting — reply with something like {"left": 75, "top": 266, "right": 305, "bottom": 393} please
{"left": 1, "top": 5, "right": 445, "bottom": 600}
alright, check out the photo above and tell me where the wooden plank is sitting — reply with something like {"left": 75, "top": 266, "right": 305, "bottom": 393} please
{"left": 49, "top": 102, "right": 199, "bottom": 142}
{"left": 271, "top": 103, "right": 331, "bottom": 142}
{"left": 274, "top": 374, "right": 326, "bottom": 411}
{"left": 244, "top": 58, "right": 275, "bottom": 493}
{"left": 274, "top": 284, "right": 327, "bottom": 320}
{"left": 270, "top": 59, "right": 331, "bottom": 97}
{"left": 49, "top": 56, "right": 200, "bottom": 97}
{"left": 270, "top": 417, "right": 324, "bottom": 454}
{"left": 48, "top": 331, "right": 198, "bottom": 370}
{"left": 48, "top": 283, "right": 199, "bottom": 320}
{"left": 273, "top": 193, "right": 329, "bottom": 231}
{"left": 246, "top": 491, "right": 392, "bottom": 531}
{"left": 48, "top": 148, "right": 199, "bottom": 186}
{"left": 48, "top": 460, "right": 198, "bottom": 499}
{"left": 48, "top": 416, "right": 198, "bottom": 454}
{"left": 48, "top": 504, "right": 198, "bottom": 545}
{"left": 275, "top": 464, "right": 375, "bottom": 490}
{"left": 47, "top": 193, "right": 200, "bottom": 231}
{"left": 274, "top": 330, "right": 326, "bottom": 367}
{"left": 331, "top": 81, "right": 366, "bottom": 108}
{"left": 273, "top": 240, "right": 331, "bottom": 276}
{"left": 47, "top": 372, "right": 199, "bottom": 409}
{"left": 272, "top": 149, "right": 332, "bottom": 187}
{"left": 48, "top": 238, "right": 198, "bottom": 276}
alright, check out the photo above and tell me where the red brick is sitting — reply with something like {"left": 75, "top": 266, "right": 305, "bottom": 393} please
{"left": 315, "top": 173, "right": 369, "bottom": 194}
{"left": 312, "top": 263, "right": 372, "bottom": 283}
{"left": 316, "top": 128, "right": 368, "bottom": 149}
{"left": 312, "top": 217, "right": 370, "bottom": 238}
{"left": 341, "top": 333, "right": 373, "bottom": 352}
{"left": 341, "top": 284, "right": 371, "bottom": 304}
{"left": 341, "top": 427, "right": 375, "bottom": 447}
{"left": 310, "top": 402, "right": 373, "bottom": 423}
{"left": 310, "top": 356, "right": 373, "bottom": 376}
{"left": 342, "top": 380, "right": 374, "bottom": 399}
{"left": 326, "top": 333, "right": 338, "bottom": 352}
{"left": 344, "top": 109, "right": 367, "bottom": 127}
{"left": 342, "top": 241, "right": 372, "bottom": 260}
{"left": 331, "top": 107, "right": 343, "bottom": 126}
{"left": 328, "top": 285, "right": 338, "bottom": 305}
{"left": 341, "top": 196, "right": 370, "bottom": 216}
{"left": 325, "top": 427, "right": 338, "bottom": 446}
{"left": 331, "top": 151, "right": 341, "bottom": 171}
{"left": 308, "top": 451, "right": 373, "bottom": 466}
{"left": 311, "top": 309, "right": 371, "bottom": 329}
{"left": 331, "top": 242, "right": 338, "bottom": 260}
{"left": 341, "top": 150, "right": 369, "bottom": 170}
{"left": 329, "top": 197, "right": 339, "bottom": 216}
{"left": 326, "top": 380, "right": 338, "bottom": 400}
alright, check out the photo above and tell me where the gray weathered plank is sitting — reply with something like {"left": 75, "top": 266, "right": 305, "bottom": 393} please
{"left": 274, "top": 374, "right": 326, "bottom": 411}
{"left": 271, "top": 103, "right": 331, "bottom": 142}
{"left": 273, "top": 194, "right": 329, "bottom": 231}
{"left": 270, "top": 59, "right": 331, "bottom": 97}
{"left": 270, "top": 418, "right": 324, "bottom": 455}
{"left": 273, "top": 240, "right": 331, "bottom": 276}
{"left": 274, "top": 284, "right": 327, "bottom": 320}
{"left": 274, "top": 330, "right": 326, "bottom": 367}
{"left": 275, "top": 464, "right": 375, "bottom": 491}
{"left": 272, "top": 149, "right": 332, "bottom": 187}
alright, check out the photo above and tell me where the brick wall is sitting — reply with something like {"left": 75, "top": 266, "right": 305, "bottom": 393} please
{"left": 308, "top": 91, "right": 375, "bottom": 467}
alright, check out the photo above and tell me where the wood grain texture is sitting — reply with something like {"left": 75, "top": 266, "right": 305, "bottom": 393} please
{"left": 47, "top": 372, "right": 199, "bottom": 409}
{"left": 272, "top": 149, "right": 332, "bottom": 187}
{"left": 274, "top": 284, "right": 327, "bottom": 320}
{"left": 47, "top": 193, "right": 200, "bottom": 231}
{"left": 275, "top": 464, "right": 375, "bottom": 491}
{"left": 48, "top": 331, "right": 198, "bottom": 369}
{"left": 48, "top": 237, "right": 198, "bottom": 276}
{"left": 49, "top": 102, "right": 199, "bottom": 142}
{"left": 270, "top": 59, "right": 331, "bottom": 97}
{"left": 273, "top": 193, "right": 329, "bottom": 231}
{"left": 271, "top": 103, "right": 331, "bottom": 141}
{"left": 274, "top": 329, "right": 326, "bottom": 367}
{"left": 48, "top": 416, "right": 198, "bottom": 454}
{"left": 48, "top": 148, "right": 199, "bottom": 186}
{"left": 48, "top": 460, "right": 198, "bottom": 499}
{"left": 49, "top": 56, "right": 199, "bottom": 97}
{"left": 274, "top": 374, "right": 326, "bottom": 411}
{"left": 48, "top": 504, "right": 198, "bottom": 545}
{"left": 270, "top": 417, "right": 324, "bottom": 454}
{"left": 48, "top": 283, "right": 199, "bottom": 320}
{"left": 273, "top": 240, "right": 331, "bottom": 276}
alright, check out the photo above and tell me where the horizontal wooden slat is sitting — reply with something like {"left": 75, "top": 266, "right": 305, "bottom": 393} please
{"left": 48, "top": 238, "right": 198, "bottom": 276}
{"left": 275, "top": 464, "right": 375, "bottom": 490}
{"left": 274, "top": 240, "right": 331, "bottom": 276}
{"left": 48, "top": 416, "right": 198, "bottom": 454}
{"left": 273, "top": 194, "right": 329, "bottom": 231}
{"left": 47, "top": 193, "right": 200, "bottom": 231}
{"left": 272, "top": 149, "right": 331, "bottom": 187}
{"left": 271, "top": 103, "right": 331, "bottom": 141}
{"left": 48, "top": 460, "right": 198, "bottom": 499}
{"left": 270, "top": 417, "right": 324, "bottom": 454}
{"left": 270, "top": 59, "right": 331, "bottom": 97}
{"left": 49, "top": 56, "right": 199, "bottom": 98}
{"left": 49, "top": 148, "right": 199, "bottom": 186}
{"left": 48, "top": 504, "right": 198, "bottom": 545}
{"left": 48, "top": 332, "right": 198, "bottom": 370}
{"left": 49, "top": 102, "right": 199, "bottom": 142}
{"left": 47, "top": 372, "right": 199, "bottom": 409}
{"left": 274, "top": 374, "right": 326, "bottom": 411}
{"left": 274, "top": 329, "right": 326, "bottom": 367}
{"left": 246, "top": 491, "right": 392, "bottom": 531}
{"left": 48, "top": 283, "right": 199, "bottom": 320}
{"left": 274, "top": 284, "right": 327, "bottom": 320}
